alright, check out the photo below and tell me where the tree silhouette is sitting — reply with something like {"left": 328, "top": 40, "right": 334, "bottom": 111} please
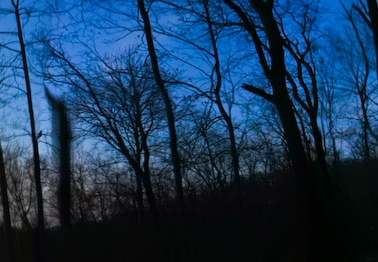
{"left": 45, "top": 88, "right": 72, "bottom": 227}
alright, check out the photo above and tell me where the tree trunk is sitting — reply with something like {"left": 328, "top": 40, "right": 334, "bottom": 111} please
{"left": 140, "top": 170, "right": 158, "bottom": 223}
{"left": 223, "top": 1, "right": 313, "bottom": 259}
{"left": 202, "top": 0, "right": 241, "bottom": 196}
{"left": 58, "top": 106, "right": 72, "bottom": 228}
{"left": 45, "top": 89, "right": 72, "bottom": 227}
{"left": 138, "top": 0, "right": 185, "bottom": 206}
{"left": 13, "top": 1, "right": 45, "bottom": 260}
{"left": 253, "top": 0, "right": 310, "bottom": 189}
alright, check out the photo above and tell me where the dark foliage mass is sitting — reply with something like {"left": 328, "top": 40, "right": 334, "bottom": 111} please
{"left": 1, "top": 0, "right": 378, "bottom": 261}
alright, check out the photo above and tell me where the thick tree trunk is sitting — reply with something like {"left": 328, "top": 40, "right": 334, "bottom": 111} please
{"left": 276, "top": 102, "right": 313, "bottom": 261}
{"left": 223, "top": 1, "right": 314, "bottom": 259}
{"left": 140, "top": 170, "right": 158, "bottom": 222}
{"left": 45, "top": 89, "right": 72, "bottom": 227}
{"left": 253, "top": 0, "right": 310, "bottom": 189}
{"left": 58, "top": 108, "right": 72, "bottom": 228}
{"left": 310, "top": 115, "right": 332, "bottom": 199}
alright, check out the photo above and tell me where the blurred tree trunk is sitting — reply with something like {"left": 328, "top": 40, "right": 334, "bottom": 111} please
{"left": 45, "top": 89, "right": 72, "bottom": 227}
{"left": 367, "top": 0, "right": 378, "bottom": 78}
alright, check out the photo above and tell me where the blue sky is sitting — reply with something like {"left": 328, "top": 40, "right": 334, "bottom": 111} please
{"left": 0, "top": 0, "right": 366, "bottom": 158}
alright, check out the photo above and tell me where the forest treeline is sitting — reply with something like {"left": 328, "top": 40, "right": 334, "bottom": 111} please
{"left": 0, "top": 0, "right": 377, "bottom": 261}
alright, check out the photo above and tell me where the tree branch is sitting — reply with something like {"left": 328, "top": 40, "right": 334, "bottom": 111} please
{"left": 242, "top": 84, "right": 274, "bottom": 103}
{"left": 352, "top": 4, "right": 372, "bottom": 28}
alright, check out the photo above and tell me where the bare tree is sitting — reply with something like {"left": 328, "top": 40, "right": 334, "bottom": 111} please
{"left": 44, "top": 47, "right": 165, "bottom": 222}
{"left": 220, "top": 0, "right": 327, "bottom": 259}
{"left": 200, "top": 0, "right": 241, "bottom": 195}
{"left": 142, "top": 0, "right": 245, "bottom": 200}
{"left": 276, "top": 4, "right": 334, "bottom": 245}
{"left": 223, "top": 0, "right": 310, "bottom": 185}
{"left": 279, "top": 1, "right": 329, "bottom": 171}
{"left": 180, "top": 108, "right": 232, "bottom": 193}
{"left": 4, "top": 0, "right": 47, "bottom": 260}
{"left": 138, "top": 0, "right": 185, "bottom": 206}
{"left": 340, "top": 2, "right": 378, "bottom": 162}
{"left": 3, "top": 143, "right": 34, "bottom": 230}
{"left": 318, "top": 45, "right": 342, "bottom": 168}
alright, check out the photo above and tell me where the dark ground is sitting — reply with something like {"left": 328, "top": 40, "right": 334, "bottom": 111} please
{"left": 1, "top": 163, "right": 378, "bottom": 261}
